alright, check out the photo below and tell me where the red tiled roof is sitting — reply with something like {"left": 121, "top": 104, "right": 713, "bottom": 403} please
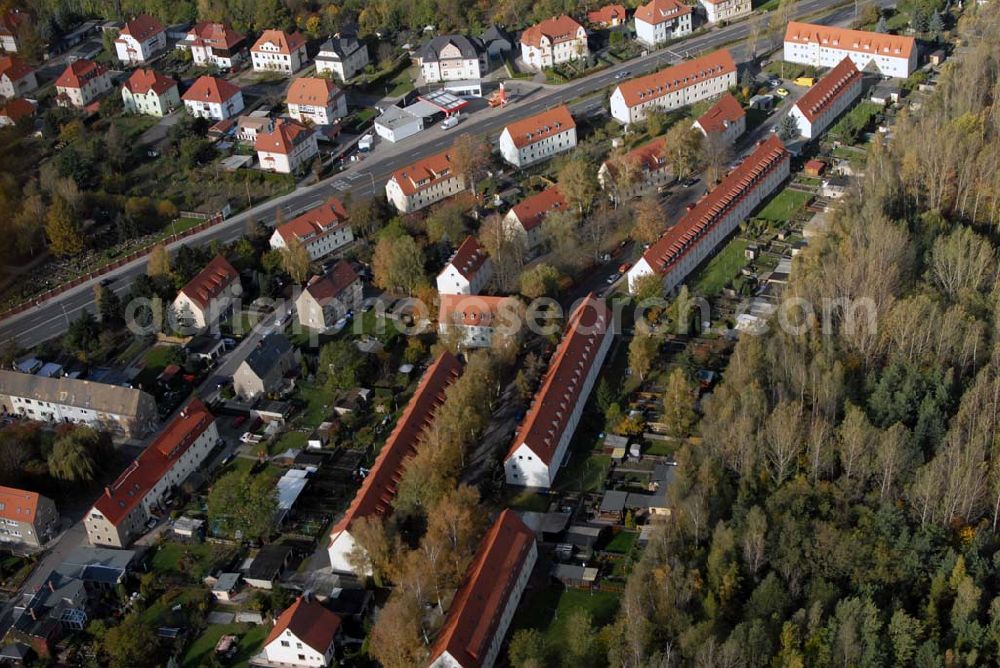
{"left": 0, "top": 98, "right": 35, "bottom": 123}
{"left": 438, "top": 294, "right": 512, "bottom": 327}
{"left": 251, "top": 29, "right": 306, "bottom": 55}
{"left": 615, "top": 49, "right": 735, "bottom": 108}
{"left": 266, "top": 597, "right": 341, "bottom": 654}
{"left": 634, "top": 0, "right": 691, "bottom": 26}
{"left": 178, "top": 255, "right": 239, "bottom": 309}
{"left": 588, "top": 4, "right": 628, "bottom": 24}
{"left": 792, "top": 56, "right": 861, "bottom": 123}
{"left": 641, "top": 135, "right": 788, "bottom": 275}
{"left": 694, "top": 92, "right": 745, "bottom": 134}
{"left": 428, "top": 510, "right": 535, "bottom": 667}
{"left": 286, "top": 77, "right": 342, "bottom": 107}
{"left": 446, "top": 236, "right": 488, "bottom": 281}
{"left": 189, "top": 21, "right": 245, "bottom": 50}
{"left": 520, "top": 15, "right": 585, "bottom": 48}
{"left": 509, "top": 186, "right": 567, "bottom": 232}
{"left": 120, "top": 14, "right": 165, "bottom": 41}
{"left": 506, "top": 294, "right": 611, "bottom": 464}
{"left": 55, "top": 59, "right": 108, "bottom": 90}
{"left": 0, "top": 54, "right": 32, "bottom": 82}
{"left": 602, "top": 136, "right": 667, "bottom": 177}
{"left": 182, "top": 75, "right": 241, "bottom": 104}
{"left": 304, "top": 261, "right": 359, "bottom": 301}
{"left": 784, "top": 21, "right": 915, "bottom": 59}
{"left": 0, "top": 486, "right": 44, "bottom": 524}
{"left": 332, "top": 353, "right": 462, "bottom": 535}
{"left": 277, "top": 197, "right": 349, "bottom": 245}
{"left": 255, "top": 118, "right": 313, "bottom": 155}
{"left": 390, "top": 149, "right": 457, "bottom": 197}
{"left": 92, "top": 398, "right": 214, "bottom": 526}
{"left": 502, "top": 105, "right": 575, "bottom": 149}
{"left": 123, "top": 68, "right": 176, "bottom": 95}
{"left": 0, "top": 9, "right": 27, "bottom": 37}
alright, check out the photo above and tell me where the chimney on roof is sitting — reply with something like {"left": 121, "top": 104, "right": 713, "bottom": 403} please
{"left": 105, "top": 486, "right": 112, "bottom": 498}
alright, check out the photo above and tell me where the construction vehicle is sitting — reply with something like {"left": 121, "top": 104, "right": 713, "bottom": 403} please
{"left": 488, "top": 81, "right": 509, "bottom": 108}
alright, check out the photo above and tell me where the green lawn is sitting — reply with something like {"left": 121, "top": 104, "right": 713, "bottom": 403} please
{"left": 506, "top": 489, "right": 552, "bottom": 513}
{"left": 692, "top": 237, "right": 749, "bottom": 297}
{"left": 151, "top": 541, "right": 233, "bottom": 581}
{"left": 643, "top": 439, "right": 676, "bottom": 457}
{"left": 605, "top": 530, "right": 638, "bottom": 554}
{"left": 151, "top": 217, "right": 205, "bottom": 244}
{"left": 182, "top": 623, "right": 268, "bottom": 668}
{"left": 273, "top": 430, "right": 309, "bottom": 454}
{"left": 139, "top": 587, "right": 207, "bottom": 627}
{"left": 387, "top": 67, "right": 416, "bottom": 97}
{"left": 513, "top": 586, "right": 621, "bottom": 649}
{"left": 756, "top": 189, "right": 813, "bottom": 223}
{"left": 291, "top": 380, "right": 335, "bottom": 429}
{"left": 143, "top": 345, "right": 177, "bottom": 371}
{"left": 555, "top": 453, "right": 611, "bottom": 493}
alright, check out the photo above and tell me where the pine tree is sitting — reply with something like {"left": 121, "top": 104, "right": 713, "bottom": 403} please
{"left": 777, "top": 113, "right": 800, "bottom": 141}
{"left": 929, "top": 10, "right": 944, "bottom": 39}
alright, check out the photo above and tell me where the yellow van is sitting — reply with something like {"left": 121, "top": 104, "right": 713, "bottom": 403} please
{"left": 794, "top": 76, "right": 816, "bottom": 87}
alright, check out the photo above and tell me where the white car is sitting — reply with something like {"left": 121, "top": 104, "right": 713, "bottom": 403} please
{"left": 440, "top": 114, "right": 460, "bottom": 130}
{"left": 240, "top": 432, "right": 263, "bottom": 444}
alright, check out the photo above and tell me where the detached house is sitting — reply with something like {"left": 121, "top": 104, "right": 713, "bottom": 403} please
{"left": 436, "top": 236, "right": 493, "bottom": 295}
{"left": 504, "top": 295, "right": 614, "bottom": 488}
{"left": 692, "top": 91, "right": 746, "bottom": 144}
{"left": 286, "top": 77, "right": 347, "bottom": 126}
{"left": 255, "top": 118, "right": 319, "bottom": 174}
{"left": 427, "top": 510, "right": 538, "bottom": 668}
{"left": 251, "top": 29, "right": 308, "bottom": 74}
{"left": 598, "top": 136, "right": 670, "bottom": 201}
{"left": 182, "top": 22, "right": 246, "bottom": 69}
{"left": 784, "top": 22, "right": 917, "bottom": 78}
{"left": 520, "top": 16, "right": 588, "bottom": 71}
{"left": 115, "top": 15, "right": 167, "bottom": 64}
{"left": 233, "top": 333, "right": 300, "bottom": 400}
{"left": 481, "top": 26, "right": 514, "bottom": 58}
{"left": 698, "top": 0, "right": 752, "bottom": 24}
{"left": 438, "top": 294, "right": 519, "bottom": 348}
{"left": 498, "top": 105, "right": 576, "bottom": 168}
{"left": 0, "top": 54, "right": 36, "bottom": 99}
{"left": 418, "top": 35, "right": 488, "bottom": 83}
{"left": 315, "top": 33, "right": 369, "bottom": 82}
{"left": 121, "top": 68, "right": 179, "bottom": 117}
{"left": 610, "top": 49, "right": 737, "bottom": 124}
{"left": 328, "top": 353, "right": 463, "bottom": 574}
{"left": 588, "top": 4, "right": 628, "bottom": 27}
{"left": 787, "top": 56, "right": 863, "bottom": 139}
{"left": 270, "top": 197, "right": 353, "bottom": 261}
{"left": 0, "top": 97, "right": 34, "bottom": 126}
{"left": 55, "top": 59, "right": 112, "bottom": 109}
{"left": 182, "top": 75, "right": 244, "bottom": 120}
{"left": 634, "top": 0, "right": 693, "bottom": 46}
{"left": 386, "top": 149, "right": 468, "bottom": 213}
{"left": 259, "top": 597, "right": 341, "bottom": 667}
{"left": 0, "top": 487, "right": 59, "bottom": 548}
{"left": 503, "top": 186, "right": 568, "bottom": 251}
{"left": 296, "top": 261, "right": 363, "bottom": 331}
{"left": 85, "top": 399, "right": 218, "bottom": 547}
{"left": 172, "top": 255, "right": 240, "bottom": 330}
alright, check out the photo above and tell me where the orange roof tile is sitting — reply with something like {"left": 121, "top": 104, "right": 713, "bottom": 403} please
{"left": 502, "top": 105, "right": 575, "bottom": 149}
{"left": 119, "top": 14, "right": 164, "bottom": 40}
{"left": 694, "top": 92, "right": 745, "bottom": 134}
{"left": 520, "top": 15, "right": 585, "bottom": 48}
{"left": 507, "top": 295, "right": 611, "bottom": 464}
{"left": 428, "top": 510, "right": 535, "bottom": 667}
{"left": 446, "top": 236, "right": 489, "bottom": 281}
{"left": 265, "top": 597, "right": 341, "bottom": 654}
{"left": 510, "top": 186, "right": 568, "bottom": 232}
{"left": 286, "top": 77, "right": 342, "bottom": 107}
{"left": 634, "top": 0, "right": 691, "bottom": 25}
{"left": 123, "top": 68, "right": 176, "bottom": 96}
{"left": 178, "top": 255, "right": 239, "bottom": 309}
{"left": 304, "top": 261, "right": 359, "bottom": 301}
{"left": 189, "top": 21, "right": 245, "bottom": 50}
{"left": 615, "top": 49, "right": 735, "bottom": 108}
{"left": 182, "top": 75, "right": 241, "bottom": 104}
{"left": 390, "top": 149, "right": 457, "bottom": 197}
{"left": 55, "top": 59, "right": 108, "bottom": 90}
{"left": 792, "top": 57, "right": 862, "bottom": 123}
{"left": 0, "top": 486, "right": 45, "bottom": 524}
{"left": 784, "top": 21, "right": 915, "bottom": 59}
{"left": 276, "top": 197, "right": 349, "bottom": 245}
{"left": 602, "top": 136, "right": 668, "bottom": 177}
{"left": 252, "top": 29, "right": 306, "bottom": 55}
{"left": 588, "top": 4, "right": 628, "bottom": 24}
{"left": 255, "top": 118, "right": 313, "bottom": 155}
{"left": 0, "top": 98, "right": 35, "bottom": 123}
{"left": 438, "top": 294, "right": 513, "bottom": 327}
{"left": 0, "top": 54, "right": 32, "bottom": 82}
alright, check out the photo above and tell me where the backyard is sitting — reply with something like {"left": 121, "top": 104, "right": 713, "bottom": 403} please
{"left": 513, "top": 585, "right": 621, "bottom": 651}
{"left": 756, "top": 188, "right": 813, "bottom": 223}
{"left": 182, "top": 622, "right": 268, "bottom": 668}
{"left": 693, "top": 237, "right": 749, "bottom": 297}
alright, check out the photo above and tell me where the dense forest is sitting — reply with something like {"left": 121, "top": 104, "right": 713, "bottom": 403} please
{"left": 534, "top": 3, "right": 1000, "bottom": 667}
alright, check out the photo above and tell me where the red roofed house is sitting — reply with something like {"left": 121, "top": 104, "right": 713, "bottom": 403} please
{"left": 634, "top": 0, "right": 692, "bottom": 47}
{"left": 172, "top": 255, "right": 241, "bottom": 330}
{"left": 270, "top": 197, "right": 353, "bottom": 261}
{"left": 0, "top": 9, "right": 27, "bottom": 53}
{"left": 183, "top": 22, "right": 247, "bottom": 69}
{"left": 610, "top": 48, "right": 736, "bottom": 124}
{"left": 255, "top": 118, "right": 319, "bottom": 174}
{"left": 520, "top": 16, "right": 588, "bottom": 71}
{"left": 505, "top": 295, "right": 614, "bottom": 488}
{"left": 627, "top": 135, "right": 790, "bottom": 294}
{"left": 296, "top": 261, "right": 363, "bottom": 330}
{"left": 503, "top": 186, "right": 568, "bottom": 251}
{"left": 0, "top": 54, "right": 36, "bottom": 99}
{"left": 114, "top": 15, "right": 167, "bottom": 64}
{"left": 251, "top": 29, "right": 308, "bottom": 75}
{"left": 699, "top": 0, "right": 751, "bottom": 24}
{"left": 784, "top": 21, "right": 917, "bottom": 78}
{"left": 438, "top": 294, "right": 520, "bottom": 349}
{"left": 259, "top": 596, "right": 341, "bottom": 667}
{"left": 55, "top": 59, "right": 112, "bottom": 109}
{"left": 692, "top": 92, "right": 746, "bottom": 144}
{"left": 121, "top": 68, "right": 179, "bottom": 117}
{"left": 498, "top": 105, "right": 577, "bottom": 168}
{"left": 588, "top": 4, "right": 628, "bottom": 27}
{"left": 0, "top": 97, "right": 35, "bottom": 127}
{"left": 428, "top": 510, "right": 537, "bottom": 668}
{"left": 0, "top": 486, "right": 59, "bottom": 548}
{"left": 286, "top": 77, "right": 348, "bottom": 126}
{"left": 788, "top": 57, "right": 862, "bottom": 139}
{"left": 182, "top": 74, "right": 245, "bottom": 120}
{"left": 598, "top": 136, "right": 670, "bottom": 202}
{"left": 85, "top": 399, "right": 219, "bottom": 547}
{"left": 386, "top": 149, "right": 469, "bottom": 213}
{"left": 436, "top": 236, "right": 493, "bottom": 295}
{"left": 328, "top": 353, "right": 463, "bottom": 573}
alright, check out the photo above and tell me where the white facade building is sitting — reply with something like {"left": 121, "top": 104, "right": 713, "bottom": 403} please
{"left": 121, "top": 68, "right": 179, "bottom": 117}
{"left": 114, "top": 15, "right": 166, "bottom": 64}
{"left": 55, "top": 59, "right": 112, "bottom": 109}
{"left": 172, "top": 255, "right": 241, "bottom": 330}
{"left": 286, "top": 77, "right": 348, "bottom": 126}
{"left": 385, "top": 149, "right": 468, "bottom": 213}
{"left": 260, "top": 597, "right": 340, "bottom": 667}
{"left": 783, "top": 21, "right": 918, "bottom": 78}
{"left": 787, "top": 57, "right": 863, "bottom": 139}
{"left": 251, "top": 29, "right": 308, "bottom": 74}
{"left": 182, "top": 22, "right": 246, "bottom": 69}
{"left": 436, "top": 236, "right": 493, "bottom": 295}
{"left": 255, "top": 118, "right": 319, "bottom": 174}
{"left": 520, "top": 15, "right": 588, "bottom": 71}
{"left": 315, "top": 34, "right": 369, "bottom": 82}
{"left": 692, "top": 91, "right": 746, "bottom": 144}
{"left": 270, "top": 197, "right": 353, "bottom": 261}
{"left": 634, "top": 0, "right": 693, "bottom": 47}
{"left": 0, "top": 54, "right": 36, "bottom": 99}
{"left": 498, "top": 105, "right": 577, "bottom": 168}
{"left": 418, "top": 35, "right": 488, "bottom": 83}
{"left": 699, "top": 0, "right": 752, "bottom": 24}
{"left": 182, "top": 75, "right": 244, "bottom": 120}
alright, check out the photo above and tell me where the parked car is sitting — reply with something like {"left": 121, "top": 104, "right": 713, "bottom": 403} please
{"left": 776, "top": 87, "right": 790, "bottom": 98}
{"left": 441, "top": 114, "right": 460, "bottom": 130}
{"left": 618, "top": 262, "right": 632, "bottom": 274}
{"left": 606, "top": 273, "right": 621, "bottom": 285}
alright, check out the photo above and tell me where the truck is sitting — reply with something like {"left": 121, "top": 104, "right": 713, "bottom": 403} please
{"left": 793, "top": 76, "right": 816, "bottom": 87}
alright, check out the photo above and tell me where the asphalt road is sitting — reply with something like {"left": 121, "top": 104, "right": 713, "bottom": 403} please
{"left": 0, "top": 0, "right": 881, "bottom": 347}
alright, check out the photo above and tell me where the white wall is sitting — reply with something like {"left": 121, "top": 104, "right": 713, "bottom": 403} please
{"left": 263, "top": 630, "right": 332, "bottom": 667}
{"left": 610, "top": 70, "right": 736, "bottom": 124}
{"left": 783, "top": 39, "right": 916, "bottom": 78}
{"left": 499, "top": 127, "right": 577, "bottom": 167}
{"left": 635, "top": 13, "right": 692, "bottom": 47}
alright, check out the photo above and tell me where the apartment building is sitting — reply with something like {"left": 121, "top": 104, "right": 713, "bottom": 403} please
{"left": 627, "top": 135, "right": 790, "bottom": 293}
{"left": 114, "top": 15, "right": 166, "bottom": 64}
{"left": 0, "top": 54, "right": 36, "bottom": 99}
{"left": 385, "top": 149, "right": 468, "bottom": 213}
{"left": 783, "top": 21, "right": 917, "bottom": 78}
{"left": 0, "top": 97, "right": 34, "bottom": 126}
{"left": 251, "top": 29, "right": 308, "bottom": 74}
{"left": 270, "top": 197, "right": 353, "bottom": 261}
{"left": 182, "top": 22, "right": 246, "bottom": 69}
{"left": 503, "top": 186, "right": 569, "bottom": 251}
{"left": 504, "top": 295, "right": 614, "bottom": 488}
{"left": 418, "top": 35, "right": 488, "bottom": 83}
{"left": 232, "top": 333, "right": 300, "bottom": 400}
{"left": 315, "top": 33, "right": 369, "bottom": 82}
{"left": 436, "top": 236, "right": 493, "bottom": 295}
{"left": 610, "top": 49, "right": 736, "bottom": 124}
{"left": 0, "top": 487, "right": 59, "bottom": 548}
{"left": 286, "top": 77, "right": 347, "bottom": 126}
{"left": 121, "top": 68, "right": 179, "bottom": 117}
{"left": 182, "top": 75, "right": 244, "bottom": 120}
{"left": 55, "top": 59, "right": 112, "bottom": 109}
{"left": 634, "top": 0, "right": 693, "bottom": 47}
{"left": 296, "top": 261, "right": 363, "bottom": 331}
{"left": 255, "top": 118, "right": 319, "bottom": 174}
{"left": 692, "top": 91, "right": 746, "bottom": 143}
{"left": 498, "top": 105, "right": 577, "bottom": 168}
{"left": 172, "top": 254, "right": 241, "bottom": 330}
{"left": 788, "top": 57, "right": 863, "bottom": 139}
{"left": 438, "top": 295, "right": 519, "bottom": 349}
{"left": 520, "top": 16, "right": 588, "bottom": 71}
{"left": 699, "top": 0, "right": 751, "bottom": 24}
{"left": 598, "top": 136, "right": 671, "bottom": 201}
